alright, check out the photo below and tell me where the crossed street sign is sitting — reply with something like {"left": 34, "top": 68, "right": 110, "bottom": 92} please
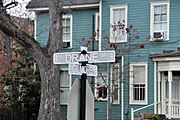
{"left": 53, "top": 47, "right": 115, "bottom": 76}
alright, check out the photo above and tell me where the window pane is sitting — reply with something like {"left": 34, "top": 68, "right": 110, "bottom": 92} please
{"left": 161, "top": 5, "right": 167, "bottom": 14}
{"left": 66, "top": 19, "right": 70, "bottom": 26}
{"left": 133, "top": 66, "right": 145, "bottom": 84}
{"left": 114, "top": 9, "right": 125, "bottom": 24}
{"left": 172, "top": 80, "right": 179, "bottom": 99}
{"left": 63, "top": 34, "right": 66, "bottom": 40}
{"left": 154, "top": 6, "right": 161, "bottom": 14}
{"left": 161, "top": 23, "right": 167, "bottom": 30}
{"left": 119, "top": 9, "right": 125, "bottom": 22}
{"left": 154, "top": 15, "right": 160, "bottom": 21}
{"left": 114, "top": 88, "right": 118, "bottom": 100}
{"left": 161, "top": 14, "right": 167, "bottom": 21}
{"left": 140, "top": 85, "right": 145, "bottom": 100}
{"left": 66, "top": 33, "right": 70, "bottom": 40}
{"left": 66, "top": 26, "right": 70, "bottom": 32}
{"left": 154, "top": 23, "right": 161, "bottom": 30}
{"left": 114, "top": 10, "right": 120, "bottom": 24}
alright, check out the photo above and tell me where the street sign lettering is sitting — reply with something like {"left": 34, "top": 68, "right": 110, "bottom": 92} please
{"left": 69, "top": 64, "right": 97, "bottom": 76}
{"left": 53, "top": 50, "right": 115, "bottom": 64}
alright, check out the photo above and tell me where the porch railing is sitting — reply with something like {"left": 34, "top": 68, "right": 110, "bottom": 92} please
{"left": 131, "top": 102, "right": 160, "bottom": 120}
{"left": 165, "top": 103, "right": 180, "bottom": 118}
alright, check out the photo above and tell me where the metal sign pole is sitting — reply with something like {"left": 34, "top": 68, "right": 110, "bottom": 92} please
{"left": 80, "top": 73, "right": 87, "bottom": 120}
{"left": 80, "top": 49, "right": 88, "bottom": 120}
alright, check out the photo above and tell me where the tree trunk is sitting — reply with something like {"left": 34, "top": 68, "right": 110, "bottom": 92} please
{"left": 0, "top": 0, "right": 64, "bottom": 119}
{"left": 37, "top": 59, "right": 61, "bottom": 120}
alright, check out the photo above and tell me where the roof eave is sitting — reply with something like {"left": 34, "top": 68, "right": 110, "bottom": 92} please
{"left": 27, "top": 3, "right": 99, "bottom": 12}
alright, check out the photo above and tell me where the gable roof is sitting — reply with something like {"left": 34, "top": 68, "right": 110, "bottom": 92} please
{"left": 27, "top": 0, "right": 99, "bottom": 9}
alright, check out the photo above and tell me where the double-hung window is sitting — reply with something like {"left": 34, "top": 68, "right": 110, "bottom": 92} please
{"left": 130, "top": 63, "right": 148, "bottom": 105}
{"left": 62, "top": 15, "right": 72, "bottom": 48}
{"left": 150, "top": 2, "right": 169, "bottom": 41}
{"left": 110, "top": 5, "right": 128, "bottom": 43}
{"left": 60, "top": 70, "right": 71, "bottom": 105}
{"left": 111, "top": 63, "right": 120, "bottom": 104}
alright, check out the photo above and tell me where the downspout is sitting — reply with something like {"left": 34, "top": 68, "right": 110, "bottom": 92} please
{"left": 99, "top": 0, "right": 102, "bottom": 51}
{"left": 121, "top": 56, "right": 124, "bottom": 120}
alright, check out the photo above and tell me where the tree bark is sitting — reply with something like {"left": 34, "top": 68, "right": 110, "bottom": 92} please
{"left": 0, "top": 0, "right": 64, "bottom": 120}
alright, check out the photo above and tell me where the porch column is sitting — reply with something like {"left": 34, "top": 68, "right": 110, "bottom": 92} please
{"left": 158, "top": 72, "right": 161, "bottom": 114}
{"left": 168, "top": 71, "right": 172, "bottom": 119}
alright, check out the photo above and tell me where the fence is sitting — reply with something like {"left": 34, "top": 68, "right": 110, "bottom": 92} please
{"left": 0, "top": 107, "right": 27, "bottom": 120}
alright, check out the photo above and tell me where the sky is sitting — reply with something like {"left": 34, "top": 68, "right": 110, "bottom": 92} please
{"left": 4, "top": 0, "right": 35, "bottom": 19}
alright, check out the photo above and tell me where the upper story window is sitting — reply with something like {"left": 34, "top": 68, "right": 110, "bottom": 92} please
{"left": 129, "top": 63, "right": 148, "bottom": 105}
{"left": 60, "top": 70, "right": 71, "bottom": 105}
{"left": 62, "top": 15, "right": 72, "bottom": 48}
{"left": 150, "top": 2, "right": 169, "bottom": 41}
{"left": 110, "top": 5, "right": 128, "bottom": 43}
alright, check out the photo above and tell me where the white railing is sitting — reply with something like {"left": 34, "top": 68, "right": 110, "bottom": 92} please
{"left": 164, "top": 99, "right": 180, "bottom": 118}
{"left": 131, "top": 102, "right": 159, "bottom": 120}
{"left": 171, "top": 104, "right": 180, "bottom": 118}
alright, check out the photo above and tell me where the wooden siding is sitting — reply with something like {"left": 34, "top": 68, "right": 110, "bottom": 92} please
{"left": 35, "top": 0, "right": 180, "bottom": 119}
{"left": 102, "top": 0, "right": 180, "bottom": 119}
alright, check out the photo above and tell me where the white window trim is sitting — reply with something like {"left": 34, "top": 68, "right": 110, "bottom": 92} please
{"left": 62, "top": 15, "right": 73, "bottom": 48}
{"left": 60, "top": 68, "right": 72, "bottom": 105}
{"left": 150, "top": 1, "right": 170, "bottom": 41}
{"left": 129, "top": 62, "right": 148, "bottom": 105}
{"left": 95, "top": 73, "right": 108, "bottom": 101}
{"left": 95, "top": 12, "right": 100, "bottom": 41}
{"left": 110, "top": 63, "right": 120, "bottom": 104}
{"left": 110, "top": 5, "right": 128, "bottom": 43}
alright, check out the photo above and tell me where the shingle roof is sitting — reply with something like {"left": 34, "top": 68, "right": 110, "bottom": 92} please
{"left": 27, "top": 0, "right": 99, "bottom": 9}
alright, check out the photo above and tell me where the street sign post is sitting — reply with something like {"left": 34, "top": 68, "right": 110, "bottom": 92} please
{"left": 68, "top": 64, "right": 97, "bottom": 76}
{"left": 53, "top": 47, "right": 115, "bottom": 120}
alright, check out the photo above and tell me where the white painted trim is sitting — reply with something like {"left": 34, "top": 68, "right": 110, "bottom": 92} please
{"left": 27, "top": 4, "right": 99, "bottom": 11}
{"left": 110, "top": 5, "right": 128, "bottom": 43}
{"left": 154, "top": 62, "right": 157, "bottom": 114}
{"left": 121, "top": 56, "right": 124, "bottom": 120}
{"left": 34, "top": 14, "right": 37, "bottom": 40}
{"left": 168, "top": 71, "right": 172, "bottom": 118}
{"left": 129, "top": 62, "right": 148, "bottom": 105}
{"left": 99, "top": 0, "right": 102, "bottom": 51}
{"left": 27, "top": 7, "right": 49, "bottom": 11}
{"left": 157, "top": 72, "right": 161, "bottom": 114}
{"left": 150, "top": 1, "right": 170, "bottom": 41}
{"left": 152, "top": 57, "right": 180, "bottom": 61}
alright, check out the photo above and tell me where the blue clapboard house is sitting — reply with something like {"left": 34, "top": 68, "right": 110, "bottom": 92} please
{"left": 27, "top": 0, "right": 180, "bottom": 119}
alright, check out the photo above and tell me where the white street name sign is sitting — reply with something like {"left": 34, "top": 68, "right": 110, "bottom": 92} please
{"left": 53, "top": 50, "right": 115, "bottom": 64}
{"left": 68, "top": 64, "right": 97, "bottom": 76}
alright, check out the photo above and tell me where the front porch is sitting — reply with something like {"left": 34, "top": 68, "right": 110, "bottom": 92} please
{"left": 151, "top": 49, "right": 180, "bottom": 119}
